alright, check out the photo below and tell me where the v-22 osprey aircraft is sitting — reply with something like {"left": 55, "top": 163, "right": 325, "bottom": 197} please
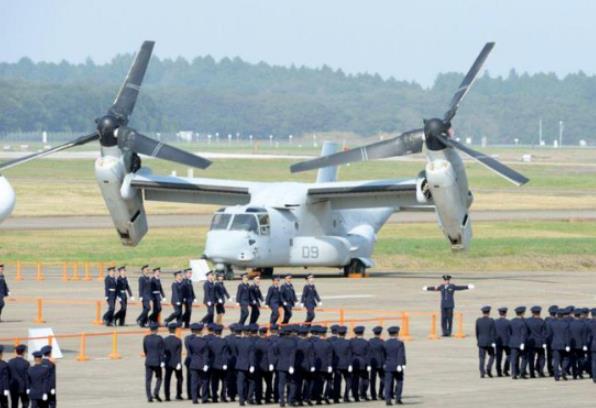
{"left": 0, "top": 41, "right": 528, "bottom": 278}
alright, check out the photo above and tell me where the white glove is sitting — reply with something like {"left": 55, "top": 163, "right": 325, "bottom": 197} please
{"left": 366, "top": 366, "right": 371, "bottom": 372}
{"left": 583, "top": 346, "right": 588, "bottom": 352}
{"left": 193, "top": 299, "right": 198, "bottom": 304}
{"left": 161, "top": 298, "right": 166, "bottom": 304}
{"left": 105, "top": 297, "right": 108, "bottom": 301}
{"left": 42, "top": 394, "right": 48, "bottom": 401}
{"left": 249, "top": 366, "right": 255, "bottom": 374}
{"left": 288, "top": 366, "right": 294, "bottom": 374}
{"left": 176, "top": 302, "right": 181, "bottom": 306}
{"left": 130, "top": 296, "right": 135, "bottom": 301}
{"left": 139, "top": 297, "right": 143, "bottom": 302}
{"left": 565, "top": 346, "right": 570, "bottom": 352}
{"left": 348, "top": 365, "right": 353, "bottom": 373}
{"left": 328, "top": 366, "right": 332, "bottom": 373}
{"left": 402, "top": 365, "right": 406, "bottom": 371}
{"left": 118, "top": 297, "right": 123, "bottom": 302}
{"left": 283, "top": 302, "right": 287, "bottom": 306}
{"left": 26, "top": 389, "right": 30, "bottom": 395}
{"left": 491, "top": 343, "right": 496, "bottom": 348}
{"left": 223, "top": 365, "right": 227, "bottom": 371}
{"left": 422, "top": 286, "right": 428, "bottom": 291}
{"left": 310, "top": 367, "right": 315, "bottom": 373}
{"left": 269, "top": 364, "right": 274, "bottom": 372}
{"left": 520, "top": 343, "right": 525, "bottom": 351}
{"left": 176, "top": 363, "right": 181, "bottom": 370}
{"left": 207, "top": 301, "right": 212, "bottom": 306}
{"left": 203, "top": 365, "right": 209, "bottom": 372}
{"left": 3, "top": 390, "right": 8, "bottom": 396}
{"left": 219, "top": 299, "right": 223, "bottom": 304}
{"left": 468, "top": 284, "right": 475, "bottom": 289}
{"left": 543, "top": 344, "right": 547, "bottom": 349}
{"left": 160, "top": 362, "right": 165, "bottom": 368}
{"left": 50, "top": 389, "right": 55, "bottom": 395}
{"left": 236, "top": 303, "right": 240, "bottom": 307}
{"left": 397, "top": 366, "right": 402, "bottom": 372}
{"left": 318, "top": 302, "right": 323, "bottom": 307}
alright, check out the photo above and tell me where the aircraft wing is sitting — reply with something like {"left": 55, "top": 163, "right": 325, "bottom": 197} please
{"left": 129, "top": 173, "right": 256, "bottom": 206}
{"left": 306, "top": 178, "right": 434, "bottom": 210}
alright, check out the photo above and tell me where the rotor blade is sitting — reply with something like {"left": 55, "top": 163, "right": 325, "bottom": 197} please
{"left": 0, "top": 132, "right": 99, "bottom": 171}
{"left": 118, "top": 129, "right": 211, "bottom": 169}
{"left": 437, "top": 134, "right": 529, "bottom": 186}
{"left": 443, "top": 42, "right": 495, "bottom": 123}
{"left": 109, "top": 40, "right": 155, "bottom": 120}
{"left": 290, "top": 128, "right": 424, "bottom": 173}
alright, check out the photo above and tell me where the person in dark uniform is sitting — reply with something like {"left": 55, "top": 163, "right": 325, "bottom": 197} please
{"left": 163, "top": 322, "right": 183, "bottom": 401}
{"left": 249, "top": 276, "right": 264, "bottom": 324}
{"left": 369, "top": 326, "right": 385, "bottom": 400}
{"left": 164, "top": 271, "right": 184, "bottom": 325}
{"left": 207, "top": 324, "right": 229, "bottom": 403}
{"left": 331, "top": 325, "right": 353, "bottom": 403}
{"left": 137, "top": 265, "right": 152, "bottom": 328}
{"left": 569, "top": 308, "right": 589, "bottom": 379}
{"left": 214, "top": 273, "right": 229, "bottom": 325}
{"left": 267, "top": 324, "right": 281, "bottom": 404}
{"left": 423, "top": 275, "right": 474, "bottom": 337}
{"left": 27, "top": 351, "right": 49, "bottom": 408}
{"left": 526, "top": 305, "right": 547, "bottom": 378}
{"left": 183, "top": 323, "right": 196, "bottom": 400}
{"left": 149, "top": 268, "right": 165, "bottom": 324}
{"left": 383, "top": 326, "right": 406, "bottom": 406}
{"left": 201, "top": 272, "right": 216, "bottom": 324}
{"left": 350, "top": 326, "right": 371, "bottom": 401}
{"left": 494, "top": 307, "right": 511, "bottom": 377}
{"left": 550, "top": 308, "right": 571, "bottom": 381}
{"left": 265, "top": 276, "right": 282, "bottom": 324}
{"left": 293, "top": 326, "right": 314, "bottom": 405}
{"left": 475, "top": 306, "right": 496, "bottom": 378}
{"left": 225, "top": 324, "right": 242, "bottom": 402}
{"left": 188, "top": 323, "right": 210, "bottom": 404}
{"left": 0, "top": 265, "right": 10, "bottom": 322}
{"left": 144, "top": 322, "right": 165, "bottom": 402}
{"left": 544, "top": 304, "right": 558, "bottom": 377}
{"left": 236, "top": 273, "right": 251, "bottom": 325}
{"left": 254, "top": 327, "right": 274, "bottom": 404}
{"left": 102, "top": 266, "right": 117, "bottom": 326}
{"left": 301, "top": 274, "right": 321, "bottom": 324}
{"left": 182, "top": 268, "right": 196, "bottom": 329}
{"left": 273, "top": 327, "right": 296, "bottom": 408}
{"left": 0, "top": 345, "right": 9, "bottom": 408}
{"left": 280, "top": 275, "right": 297, "bottom": 324}
{"left": 9, "top": 344, "right": 29, "bottom": 408}
{"left": 233, "top": 324, "right": 256, "bottom": 407}
{"left": 39, "top": 346, "right": 55, "bottom": 408}
{"left": 509, "top": 306, "right": 528, "bottom": 379}
{"left": 588, "top": 308, "right": 596, "bottom": 383}
{"left": 113, "top": 266, "right": 133, "bottom": 326}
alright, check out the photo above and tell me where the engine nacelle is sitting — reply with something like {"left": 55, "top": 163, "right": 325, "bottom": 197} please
{"left": 95, "top": 153, "right": 148, "bottom": 246}
{"left": 0, "top": 175, "right": 15, "bottom": 223}
{"left": 425, "top": 157, "right": 472, "bottom": 251}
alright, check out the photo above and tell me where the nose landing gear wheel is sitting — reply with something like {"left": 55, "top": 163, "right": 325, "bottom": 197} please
{"left": 343, "top": 259, "right": 366, "bottom": 277}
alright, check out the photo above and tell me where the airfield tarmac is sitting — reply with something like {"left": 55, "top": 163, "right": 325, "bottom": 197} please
{"left": 0, "top": 269, "right": 594, "bottom": 408}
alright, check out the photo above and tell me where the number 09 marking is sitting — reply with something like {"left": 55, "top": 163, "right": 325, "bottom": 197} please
{"left": 302, "top": 246, "right": 319, "bottom": 259}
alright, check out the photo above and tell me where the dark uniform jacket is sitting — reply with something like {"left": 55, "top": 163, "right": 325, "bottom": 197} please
{"left": 138, "top": 275, "right": 152, "bottom": 300}
{"left": 569, "top": 319, "right": 588, "bottom": 350}
{"left": 476, "top": 316, "right": 497, "bottom": 347}
{"left": 40, "top": 358, "right": 55, "bottom": 391}
{"left": 116, "top": 276, "right": 132, "bottom": 300}
{"left": 0, "top": 360, "right": 10, "bottom": 392}
{"left": 368, "top": 337, "right": 385, "bottom": 369}
{"left": 203, "top": 281, "right": 216, "bottom": 305}
{"left": 164, "top": 335, "right": 182, "bottom": 369}
{"left": 249, "top": 285, "right": 263, "bottom": 306}
{"left": 236, "top": 283, "right": 251, "bottom": 306}
{"left": 301, "top": 285, "right": 320, "bottom": 309}
{"left": 587, "top": 319, "right": 596, "bottom": 350}
{"left": 224, "top": 334, "right": 238, "bottom": 368}
{"left": 331, "top": 337, "right": 353, "bottom": 370}
{"left": 508, "top": 317, "right": 528, "bottom": 348}
{"left": 104, "top": 275, "right": 117, "bottom": 299}
{"left": 349, "top": 338, "right": 370, "bottom": 370}
{"left": 313, "top": 337, "right": 333, "bottom": 372}
{"left": 182, "top": 278, "right": 196, "bottom": 303}
{"left": 150, "top": 277, "right": 165, "bottom": 300}
{"left": 8, "top": 357, "right": 29, "bottom": 393}
{"left": 274, "top": 336, "right": 296, "bottom": 372}
{"left": 526, "top": 317, "right": 547, "bottom": 348}
{"left": 383, "top": 338, "right": 406, "bottom": 371}
{"left": 207, "top": 336, "right": 229, "bottom": 370}
{"left": 0, "top": 276, "right": 9, "bottom": 298}
{"left": 281, "top": 283, "right": 297, "bottom": 307}
{"left": 27, "top": 365, "right": 49, "bottom": 400}
{"left": 214, "top": 282, "right": 229, "bottom": 303}
{"left": 232, "top": 337, "right": 255, "bottom": 371}
{"left": 295, "top": 337, "right": 315, "bottom": 371}
{"left": 549, "top": 319, "right": 570, "bottom": 351}
{"left": 254, "top": 337, "right": 274, "bottom": 372}
{"left": 265, "top": 286, "right": 281, "bottom": 308}
{"left": 187, "top": 335, "right": 209, "bottom": 370}
{"left": 171, "top": 281, "right": 183, "bottom": 305}
{"left": 426, "top": 283, "right": 469, "bottom": 308}
{"left": 495, "top": 317, "right": 512, "bottom": 347}
{"left": 144, "top": 333, "right": 165, "bottom": 367}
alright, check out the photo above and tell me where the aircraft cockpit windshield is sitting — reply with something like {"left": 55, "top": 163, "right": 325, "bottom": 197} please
{"left": 210, "top": 211, "right": 270, "bottom": 235}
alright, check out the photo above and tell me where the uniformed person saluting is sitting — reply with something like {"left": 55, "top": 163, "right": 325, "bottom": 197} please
{"left": 383, "top": 326, "right": 406, "bottom": 406}
{"left": 144, "top": 322, "right": 165, "bottom": 402}
{"left": 280, "top": 274, "right": 297, "bottom": 324}
{"left": 102, "top": 266, "right": 117, "bottom": 326}
{"left": 149, "top": 267, "right": 165, "bottom": 324}
{"left": 301, "top": 274, "right": 321, "bottom": 324}
{"left": 0, "top": 345, "right": 9, "bottom": 408}
{"left": 236, "top": 273, "right": 251, "bottom": 325}
{"left": 9, "top": 344, "right": 30, "bottom": 408}
{"left": 164, "top": 271, "right": 184, "bottom": 326}
{"left": 113, "top": 266, "right": 133, "bottom": 326}
{"left": 163, "top": 322, "right": 183, "bottom": 401}
{"left": 249, "top": 276, "right": 264, "bottom": 324}
{"left": 265, "top": 276, "right": 282, "bottom": 324}
{"left": 423, "top": 275, "right": 474, "bottom": 337}
{"left": 137, "top": 265, "right": 153, "bottom": 328}
{"left": 0, "top": 264, "right": 10, "bottom": 322}
{"left": 475, "top": 306, "right": 496, "bottom": 378}
{"left": 27, "top": 351, "right": 49, "bottom": 408}
{"left": 214, "top": 272, "right": 230, "bottom": 325}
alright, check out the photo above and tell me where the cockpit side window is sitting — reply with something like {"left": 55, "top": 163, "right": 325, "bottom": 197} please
{"left": 229, "top": 214, "right": 259, "bottom": 233}
{"left": 210, "top": 214, "right": 231, "bottom": 230}
{"left": 258, "top": 214, "right": 270, "bottom": 235}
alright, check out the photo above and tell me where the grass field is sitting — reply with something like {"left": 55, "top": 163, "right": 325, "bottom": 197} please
{"left": 1, "top": 220, "right": 595, "bottom": 272}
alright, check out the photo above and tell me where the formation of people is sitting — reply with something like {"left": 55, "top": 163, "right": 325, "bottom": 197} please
{"left": 0, "top": 344, "right": 57, "bottom": 408}
{"left": 475, "top": 305, "right": 596, "bottom": 382}
{"left": 103, "top": 266, "right": 325, "bottom": 328}
{"left": 144, "top": 321, "right": 407, "bottom": 406}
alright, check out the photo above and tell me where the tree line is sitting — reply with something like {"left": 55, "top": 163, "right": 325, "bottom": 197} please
{"left": 1, "top": 54, "right": 595, "bottom": 144}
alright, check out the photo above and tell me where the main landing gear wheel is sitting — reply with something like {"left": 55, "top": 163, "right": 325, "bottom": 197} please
{"left": 216, "top": 264, "right": 235, "bottom": 280}
{"left": 343, "top": 259, "right": 366, "bottom": 277}
{"left": 256, "top": 267, "right": 274, "bottom": 279}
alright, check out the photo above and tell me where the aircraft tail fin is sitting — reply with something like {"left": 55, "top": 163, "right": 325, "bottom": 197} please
{"left": 316, "top": 141, "right": 340, "bottom": 183}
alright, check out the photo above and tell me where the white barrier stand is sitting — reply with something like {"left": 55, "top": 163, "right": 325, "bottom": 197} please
{"left": 189, "top": 259, "right": 210, "bottom": 282}
{"left": 27, "top": 328, "right": 63, "bottom": 360}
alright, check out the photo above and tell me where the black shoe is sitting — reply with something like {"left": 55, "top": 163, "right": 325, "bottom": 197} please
{"left": 538, "top": 373, "right": 545, "bottom": 378}
{"left": 176, "top": 396, "right": 184, "bottom": 400}
{"left": 165, "top": 397, "right": 171, "bottom": 402}
{"left": 512, "top": 376, "right": 518, "bottom": 380}
{"left": 148, "top": 398, "right": 154, "bottom": 403}
{"left": 386, "top": 403, "right": 393, "bottom": 406}
{"left": 481, "top": 373, "right": 485, "bottom": 378}
{"left": 562, "top": 375, "right": 568, "bottom": 381}
{"left": 396, "top": 400, "right": 403, "bottom": 405}
{"left": 504, "top": 371, "right": 510, "bottom": 376}
{"left": 154, "top": 394, "right": 162, "bottom": 402}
